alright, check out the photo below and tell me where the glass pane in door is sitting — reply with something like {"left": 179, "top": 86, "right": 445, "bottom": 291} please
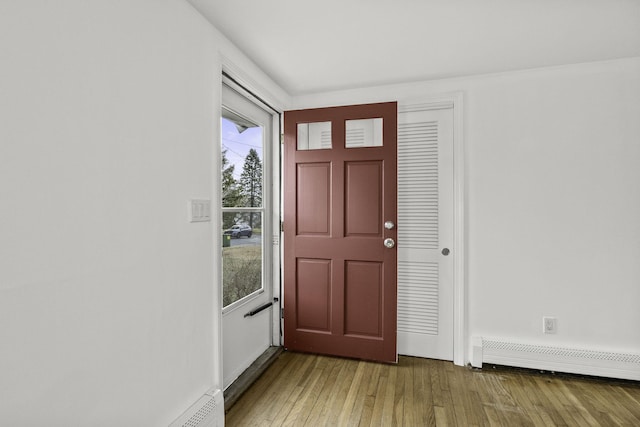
{"left": 222, "top": 212, "right": 263, "bottom": 307}
{"left": 221, "top": 113, "right": 264, "bottom": 308}
{"left": 222, "top": 115, "right": 263, "bottom": 208}
{"left": 297, "top": 121, "right": 332, "bottom": 150}
{"left": 345, "top": 118, "right": 383, "bottom": 148}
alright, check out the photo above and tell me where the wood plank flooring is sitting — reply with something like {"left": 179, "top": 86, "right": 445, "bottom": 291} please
{"left": 225, "top": 351, "right": 640, "bottom": 426}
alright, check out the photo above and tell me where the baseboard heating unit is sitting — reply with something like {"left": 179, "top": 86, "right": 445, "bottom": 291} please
{"left": 472, "top": 337, "right": 640, "bottom": 381}
{"left": 169, "top": 388, "right": 224, "bottom": 427}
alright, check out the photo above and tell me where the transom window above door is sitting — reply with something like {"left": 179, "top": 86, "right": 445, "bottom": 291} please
{"left": 296, "top": 117, "right": 384, "bottom": 150}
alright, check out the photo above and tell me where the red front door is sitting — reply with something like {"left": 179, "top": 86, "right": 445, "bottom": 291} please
{"left": 283, "top": 102, "right": 397, "bottom": 363}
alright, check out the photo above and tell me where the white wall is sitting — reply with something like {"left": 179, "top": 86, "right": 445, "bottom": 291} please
{"left": 293, "top": 57, "right": 640, "bottom": 363}
{"left": 0, "top": 1, "right": 288, "bottom": 425}
{"left": 1, "top": 5, "right": 637, "bottom": 424}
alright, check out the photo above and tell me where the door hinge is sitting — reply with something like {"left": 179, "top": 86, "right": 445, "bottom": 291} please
{"left": 280, "top": 221, "right": 284, "bottom": 232}
{"left": 281, "top": 307, "right": 284, "bottom": 319}
{"left": 280, "top": 133, "right": 284, "bottom": 144}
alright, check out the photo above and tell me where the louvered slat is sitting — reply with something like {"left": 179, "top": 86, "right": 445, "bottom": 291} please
{"left": 397, "top": 260, "right": 439, "bottom": 335}
{"left": 397, "top": 121, "right": 438, "bottom": 250}
{"left": 345, "top": 128, "right": 365, "bottom": 147}
{"left": 320, "top": 130, "right": 331, "bottom": 148}
{"left": 397, "top": 120, "right": 440, "bottom": 335}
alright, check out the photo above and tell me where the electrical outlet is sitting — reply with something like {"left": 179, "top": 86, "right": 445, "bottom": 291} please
{"left": 543, "top": 316, "right": 557, "bottom": 334}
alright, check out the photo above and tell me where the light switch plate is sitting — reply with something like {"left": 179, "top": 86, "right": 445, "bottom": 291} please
{"left": 189, "top": 199, "right": 211, "bottom": 222}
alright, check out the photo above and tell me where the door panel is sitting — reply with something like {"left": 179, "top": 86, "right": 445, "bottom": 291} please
{"left": 296, "top": 163, "right": 331, "bottom": 235}
{"left": 345, "top": 161, "right": 382, "bottom": 236}
{"left": 284, "top": 102, "right": 397, "bottom": 363}
{"left": 296, "top": 258, "right": 331, "bottom": 332}
{"left": 344, "top": 260, "right": 383, "bottom": 337}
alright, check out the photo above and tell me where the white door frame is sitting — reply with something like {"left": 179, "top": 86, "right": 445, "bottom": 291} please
{"left": 452, "top": 93, "right": 466, "bottom": 367}
{"left": 216, "top": 61, "right": 285, "bottom": 391}
{"left": 398, "top": 93, "right": 466, "bottom": 366}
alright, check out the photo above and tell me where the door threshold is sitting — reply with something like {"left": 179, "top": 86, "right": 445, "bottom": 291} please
{"left": 224, "top": 346, "right": 284, "bottom": 411}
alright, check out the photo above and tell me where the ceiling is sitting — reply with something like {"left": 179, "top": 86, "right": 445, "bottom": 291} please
{"left": 188, "top": 0, "right": 640, "bottom": 95}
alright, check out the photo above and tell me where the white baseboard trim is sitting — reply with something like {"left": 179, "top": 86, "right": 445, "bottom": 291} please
{"left": 473, "top": 337, "right": 640, "bottom": 381}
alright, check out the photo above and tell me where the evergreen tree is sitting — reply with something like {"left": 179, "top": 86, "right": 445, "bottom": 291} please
{"left": 222, "top": 149, "right": 241, "bottom": 228}
{"left": 239, "top": 148, "right": 262, "bottom": 227}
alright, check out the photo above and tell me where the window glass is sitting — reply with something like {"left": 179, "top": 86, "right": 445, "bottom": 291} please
{"left": 222, "top": 212, "right": 263, "bottom": 307}
{"left": 221, "top": 113, "right": 264, "bottom": 308}
{"left": 345, "top": 118, "right": 383, "bottom": 148}
{"left": 297, "top": 121, "right": 332, "bottom": 150}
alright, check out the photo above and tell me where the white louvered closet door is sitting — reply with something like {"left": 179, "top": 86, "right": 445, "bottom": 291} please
{"left": 397, "top": 105, "right": 454, "bottom": 360}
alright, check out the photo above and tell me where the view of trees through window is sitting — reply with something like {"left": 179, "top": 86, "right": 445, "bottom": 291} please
{"left": 221, "top": 115, "right": 264, "bottom": 308}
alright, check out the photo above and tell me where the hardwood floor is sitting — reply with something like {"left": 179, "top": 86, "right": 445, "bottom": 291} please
{"left": 225, "top": 351, "right": 640, "bottom": 426}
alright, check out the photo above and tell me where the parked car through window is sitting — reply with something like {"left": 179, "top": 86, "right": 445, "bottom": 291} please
{"left": 223, "top": 223, "right": 252, "bottom": 238}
